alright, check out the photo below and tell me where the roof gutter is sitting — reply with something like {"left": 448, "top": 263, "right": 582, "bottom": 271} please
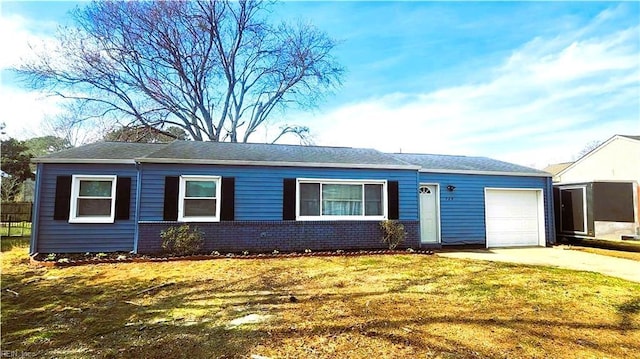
{"left": 32, "top": 158, "right": 138, "bottom": 165}
{"left": 418, "top": 168, "right": 551, "bottom": 177}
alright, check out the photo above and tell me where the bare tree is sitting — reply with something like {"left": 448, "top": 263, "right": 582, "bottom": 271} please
{"left": 104, "top": 125, "right": 188, "bottom": 143}
{"left": 42, "top": 102, "right": 111, "bottom": 146}
{"left": 18, "top": 0, "right": 343, "bottom": 143}
{"left": 574, "top": 140, "right": 602, "bottom": 160}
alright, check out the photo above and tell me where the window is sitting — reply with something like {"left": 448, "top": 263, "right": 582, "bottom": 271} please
{"left": 297, "top": 179, "right": 386, "bottom": 220}
{"left": 178, "top": 176, "right": 221, "bottom": 222}
{"left": 69, "top": 175, "right": 117, "bottom": 223}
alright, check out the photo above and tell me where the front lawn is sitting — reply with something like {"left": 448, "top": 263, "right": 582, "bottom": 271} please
{"left": 567, "top": 246, "right": 640, "bottom": 261}
{"left": 2, "top": 240, "right": 639, "bottom": 358}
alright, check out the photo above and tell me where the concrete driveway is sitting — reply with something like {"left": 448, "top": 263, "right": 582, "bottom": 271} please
{"left": 437, "top": 246, "right": 640, "bottom": 283}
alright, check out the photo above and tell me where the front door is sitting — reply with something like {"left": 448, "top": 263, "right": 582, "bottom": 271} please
{"left": 560, "top": 187, "right": 586, "bottom": 234}
{"left": 419, "top": 184, "right": 440, "bottom": 244}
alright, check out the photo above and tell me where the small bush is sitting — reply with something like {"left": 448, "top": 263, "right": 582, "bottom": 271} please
{"left": 160, "top": 224, "right": 204, "bottom": 256}
{"left": 380, "top": 220, "right": 406, "bottom": 249}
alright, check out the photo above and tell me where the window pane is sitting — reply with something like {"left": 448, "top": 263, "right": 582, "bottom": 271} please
{"left": 365, "top": 184, "right": 383, "bottom": 216}
{"left": 322, "top": 184, "right": 362, "bottom": 216}
{"left": 185, "top": 181, "right": 216, "bottom": 198}
{"left": 79, "top": 180, "right": 112, "bottom": 197}
{"left": 184, "top": 199, "right": 217, "bottom": 217}
{"left": 77, "top": 198, "right": 112, "bottom": 216}
{"left": 300, "top": 183, "right": 320, "bottom": 216}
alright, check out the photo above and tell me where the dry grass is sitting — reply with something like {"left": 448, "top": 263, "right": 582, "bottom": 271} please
{"left": 562, "top": 237, "right": 640, "bottom": 252}
{"left": 567, "top": 246, "right": 640, "bottom": 261}
{"left": 2, "top": 239, "right": 639, "bottom": 358}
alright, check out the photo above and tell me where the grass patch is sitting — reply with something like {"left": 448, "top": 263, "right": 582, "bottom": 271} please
{"left": 1, "top": 237, "right": 30, "bottom": 252}
{"left": 562, "top": 237, "right": 640, "bottom": 252}
{"left": 567, "top": 246, "right": 640, "bottom": 261}
{"left": 1, "top": 244, "right": 639, "bottom": 358}
{"left": 0, "top": 222, "right": 32, "bottom": 237}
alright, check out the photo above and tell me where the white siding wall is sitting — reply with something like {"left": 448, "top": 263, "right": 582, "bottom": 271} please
{"left": 558, "top": 137, "right": 640, "bottom": 183}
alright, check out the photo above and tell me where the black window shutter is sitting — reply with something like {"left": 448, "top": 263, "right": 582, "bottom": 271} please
{"left": 115, "top": 177, "right": 131, "bottom": 220}
{"left": 283, "top": 178, "right": 296, "bottom": 220}
{"left": 163, "top": 176, "right": 179, "bottom": 221}
{"left": 220, "top": 177, "right": 235, "bottom": 221}
{"left": 387, "top": 181, "right": 399, "bottom": 220}
{"left": 53, "top": 176, "right": 72, "bottom": 220}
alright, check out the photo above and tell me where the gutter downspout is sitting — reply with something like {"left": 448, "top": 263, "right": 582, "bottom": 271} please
{"left": 415, "top": 169, "right": 421, "bottom": 248}
{"left": 29, "top": 163, "right": 43, "bottom": 255}
{"left": 546, "top": 176, "right": 556, "bottom": 246}
{"left": 133, "top": 161, "right": 142, "bottom": 254}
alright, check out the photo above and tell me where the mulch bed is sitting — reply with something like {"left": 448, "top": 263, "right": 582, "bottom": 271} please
{"left": 30, "top": 249, "right": 434, "bottom": 267}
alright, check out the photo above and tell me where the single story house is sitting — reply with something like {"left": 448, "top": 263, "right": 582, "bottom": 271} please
{"left": 30, "top": 141, "right": 555, "bottom": 255}
{"left": 549, "top": 134, "right": 640, "bottom": 240}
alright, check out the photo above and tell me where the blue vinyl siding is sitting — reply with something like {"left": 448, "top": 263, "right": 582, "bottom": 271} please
{"left": 32, "top": 160, "right": 554, "bottom": 253}
{"left": 138, "top": 164, "right": 418, "bottom": 221}
{"left": 34, "top": 164, "right": 138, "bottom": 253}
{"left": 419, "top": 172, "right": 555, "bottom": 245}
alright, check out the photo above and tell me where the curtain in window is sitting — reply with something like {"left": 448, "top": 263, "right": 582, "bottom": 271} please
{"left": 322, "top": 184, "right": 362, "bottom": 215}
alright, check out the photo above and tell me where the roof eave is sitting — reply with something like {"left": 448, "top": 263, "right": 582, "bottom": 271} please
{"left": 135, "top": 157, "right": 419, "bottom": 170}
{"left": 418, "top": 168, "right": 551, "bottom": 177}
{"left": 33, "top": 158, "right": 137, "bottom": 165}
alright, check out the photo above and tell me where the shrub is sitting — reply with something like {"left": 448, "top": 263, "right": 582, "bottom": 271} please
{"left": 160, "top": 224, "right": 204, "bottom": 256}
{"left": 380, "top": 220, "right": 406, "bottom": 249}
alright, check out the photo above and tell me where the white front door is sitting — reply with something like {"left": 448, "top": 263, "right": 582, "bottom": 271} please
{"left": 420, "top": 184, "right": 440, "bottom": 244}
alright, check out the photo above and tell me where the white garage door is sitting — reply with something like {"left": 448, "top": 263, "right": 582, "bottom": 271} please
{"left": 485, "top": 189, "right": 544, "bottom": 248}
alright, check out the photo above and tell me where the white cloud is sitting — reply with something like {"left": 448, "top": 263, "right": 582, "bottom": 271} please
{"left": 0, "top": 13, "right": 57, "bottom": 70}
{"left": 302, "top": 9, "right": 640, "bottom": 169}
{"left": 0, "top": 85, "right": 63, "bottom": 139}
{"left": 0, "top": 12, "right": 62, "bottom": 139}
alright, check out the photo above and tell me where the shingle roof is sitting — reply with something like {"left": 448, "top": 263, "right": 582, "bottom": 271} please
{"left": 34, "top": 140, "right": 549, "bottom": 176}
{"left": 34, "top": 142, "right": 166, "bottom": 163}
{"left": 138, "top": 141, "right": 415, "bottom": 169}
{"left": 392, "top": 153, "right": 550, "bottom": 176}
{"left": 35, "top": 141, "right": 416, "bottom": 169}
{"left": 542, "top": 162, "right": 573, "bottom": 176}
{"left": 619, "top": 135, "right": 640, "bottom": 141}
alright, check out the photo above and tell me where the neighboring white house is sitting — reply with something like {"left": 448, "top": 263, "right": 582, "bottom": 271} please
{"left": 549, "top": 135, "right": 640, "bottom": 240}
{"left": 555, "top": 135, "right": 640, "bottom": 184}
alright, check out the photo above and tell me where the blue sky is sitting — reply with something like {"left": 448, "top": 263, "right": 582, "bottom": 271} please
{"left": 1, "top": 1, "right": 638, "bottom": 168}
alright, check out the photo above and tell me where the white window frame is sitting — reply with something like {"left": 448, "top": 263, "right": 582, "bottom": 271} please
{"left": 69, "top": 175, "right": 117, "bottom": 224}
{"left": 178, "top": 175, "right": 221, "bottom": 222}
{"left": 296, "top": 178, "right": 387, "bottom": 221}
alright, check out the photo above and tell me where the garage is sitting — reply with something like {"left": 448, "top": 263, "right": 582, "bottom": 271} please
{"left": 485, "top": 189, "right": 545, "bottom": 248}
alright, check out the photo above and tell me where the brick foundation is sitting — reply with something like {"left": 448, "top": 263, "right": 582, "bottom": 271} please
{"left": 138, "top": 220, "right": 420, "bottom": 254}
